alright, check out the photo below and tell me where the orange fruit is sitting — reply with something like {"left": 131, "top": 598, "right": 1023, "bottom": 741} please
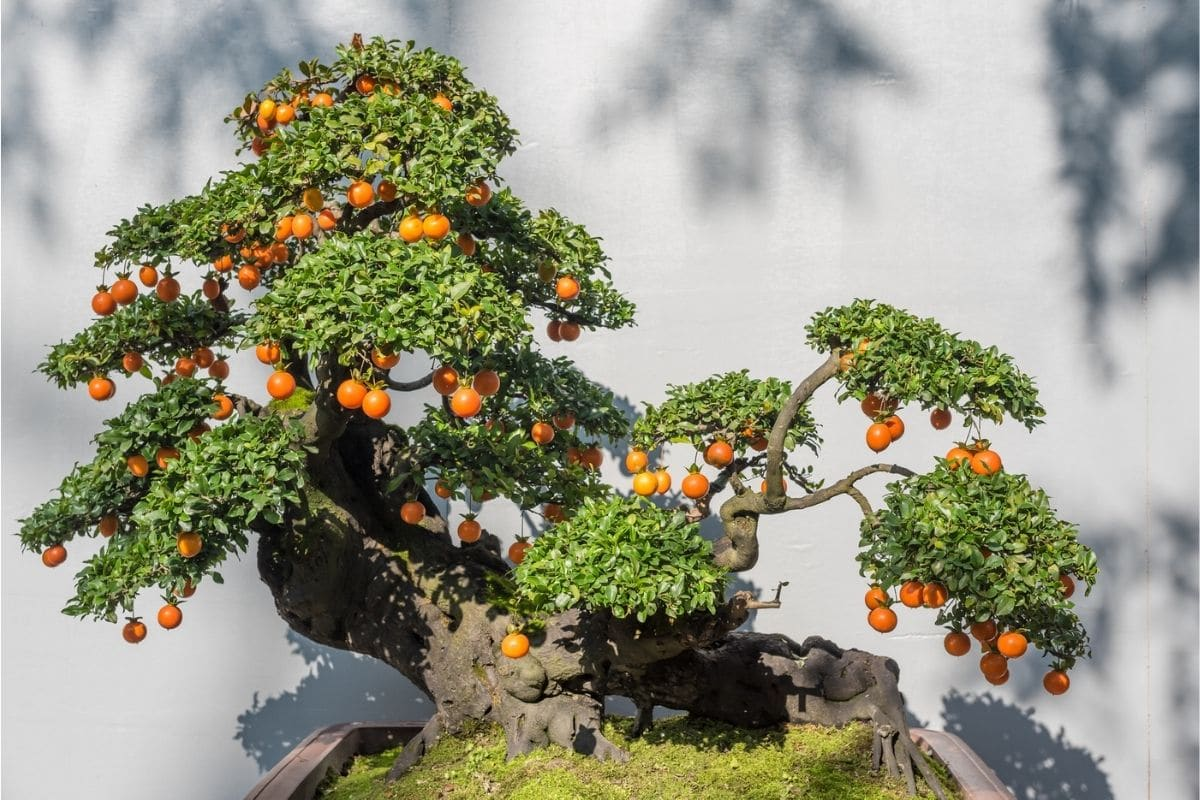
{"left": 336, "top": 379, "right": 368, "bottom": 410}
{"left": 122, "top": 352, "right": 144, "bottom": 373}
{"left": 581, "top": 447, "right": 603, "bottom": 469}
{"left": 202, "top": 279, "right": 222, "bottom": 299}
{"left": 111, "top": 278, "right": 138, "bottom": 305}
{"left": 213, "top": 394, "right": 235, "bottom": 420}
{"left": 98, "top": 515, "right": 118, "bottom": 538}
{"left": 458, "top": 518, "right": 482, "bottom": 543}
{"left": 275, "top": 215, "right": 294, "bottom": 241}
{"left": 400, "top": 501, "right": 426, "bottom": 525}
{"left": 267, "top": 370, "right": 296, "bottom": 400}
{"left": 559, "top": 322, "right": 581, "bottom": 341}
{"left": 371, "top": 349, "right": 401, "bottom": 370}
{"left": 434, "top": 481, "right": 453, "bottom": 499}
{"left": 302, "top": 187, "right": 324, "bottom": 212}
{"left": 256, "top": 342, "right": 281, "bottom": 364}
{"left": 704, "top": 441, "right": 734, "bottom": 467}
{"left": 156, "top": 276, "right": 181, "bottom": 302}
{"left": 1043, "top": 669, "right": 1070, "bottom": 695}
{"left": 1060, "top": 574, "right": 1076, "bottom": 598}
{"left": 122, "top": 619, "right": 147, "bottom": 644}
{"left": 432, "top": 366, "right": 459, "bottom": 395}
{"left": 238, "top": 264, "right": 262, "bottom": 290}
{"left": 473, "top": 369, "right": 500, "bottom": 396}
{"left": 174, "top": 357, "right": 197, "bottom": 377}
{"left": 155, "top": 447, "right": 180, "bottom": 470}
{"left": 465, "top": 181, "right": 492, "bottom": 206}
{"left": 868, "top": 606, "right": 897, "bottom": 632}
{"left": 552, "top": 412, "right": 575, "bottom": 430}
{"left": 625, "top": 450, "right": 649, "bottom": 472}
{"left": 432, "top": 92, "right": 453, "bottom": 111}
{"left": 91, "top": 291, "right": 116, "bottom": 316}
{"left": 996, "top": 631, "right": 1028, "bottom": 659}
{"left": 127, "top": 454, "right": 150, "bottom": 477}
{"left": 177, "top": 531, "right": 202, "bottom": 558}
{"left": 655, "top": 469, "right": 672, "bottom": 494}
{"left": 398, "top": 215, "right": 424, "bottom": 243}
{"left": 922, "top": 582, "right": 948, "bottom": 608}
{"left": 193, "top": 347, "right": 215, "bottom": 369}
{"left": 530, "top": 421, "right": 555, "bottom": 445}
{"left": 422, "top": 213, "right": 450, "bottom": 240}
{"left": 360, "top": 389, "right": 391, "bottom": 419}
{"left": 88, "top": 376, "right": 115, "bottom": 401}
{"left": 861, "top": 394, "right": 897, "bottom": 418}
{"left": 632, "top": 472, "right": 658, "bottom": 496}
{"left": 508, "top": 540, "right": 531, "bottom": 564}
{"left": 970, "top": 620, "right": 998, "bottom": 642}
{"left": 41, "top": 544, "right": 67, "bottom": 568}
{"left": 985, "top": 669, "right": 1010, "bottom": 686}
{"left": 139, "top": 265, "right": 159, "bottom": 286}
{"left": 945, "top": 447, "right": 973, "bottom": 469}
{"left": 760, "top": 478, "right": 788, "bottom": 494}
{"left": 543, "top": 503, "right": 566, "bottom": 523}
{"left": 355, "top": 74, "right": 376, "bottom": 94}
{"left": 157, "top": 604, "right": 182, "bottom": 630}
{"left": 546, "top": 320, "right": 562, "bottom": 341}
{"left": 865, "top": 423, "right": 892, "bottom": 453}
{"left": 555, "top": 276, "right": 580, "bottom": 301}
{"left": 456, "top": 232, "right": 477, "bottom": 256}
{"left": 930, "top": 408, "right": 952, "bottom": 429}
{"left": 864, "top": 586, "right": 888, "bottom": 610}
{"left": 274, "top": 103, "right": 295, "bottom": 124}
{"left": 898, "top": 580, "right": 925, "bottom": 608}
{"left": 883, "top": 415, "right": 905, "bottom": 441}
{"left": 501, "top": 632, "right": 529, "bottom": 659}
{"left": 377, "top": 181, "right": 397, "bottom": 202}
{"left": 979, "top": 652, "right": 1009, "bottom": 679}
{"left": 944, "top": 631, "right": 971, "bottom": 656}
{"left": 311, "top": 91, "right": 334, "bottom": 107}
{"left": 681, "top": 472, "right": 710, "bottom": 499}
{"left": 450, "top": 387, "right": 482, "bottom": 418}
{"left": 970, "top": 449, "right": 1003, "bottom": 475}
{"left": 208, "top": 359, "right": 230, "bottom": 381}
{"left": 291, "top": 213, "right": 314, "bottom": 239}
{"left": 346, "top": 181, "right": 374, "bottom": 208}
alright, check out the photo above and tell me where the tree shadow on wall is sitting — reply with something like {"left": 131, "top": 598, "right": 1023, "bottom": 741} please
{"left": 593, "top": 0, "right": 901, "bottom": 196}
{"left": 940, "top": 689, "right": 1114, "bottom": 800}
{"left": 234, "top": 629, "right": 431, "bottom": 773}
{"left": 1045, "top": 0, "right": 1198, "bottom": 377}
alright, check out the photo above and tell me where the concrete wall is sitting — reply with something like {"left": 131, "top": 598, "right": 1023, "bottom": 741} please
{"left": 3, "top": 2, "right": 1195, "bottom": 798}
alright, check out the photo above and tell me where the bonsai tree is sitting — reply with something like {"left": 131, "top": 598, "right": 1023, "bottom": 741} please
{"left": 19, "top": 36, "right": 1097, "bottom": 799}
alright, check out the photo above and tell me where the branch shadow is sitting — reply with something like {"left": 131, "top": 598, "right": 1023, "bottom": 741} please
{"left": 940, "top": 689, "right": 1115, "bottom": 800}
{"left": 233, "top": 628, "right": 431, "bottom": 772}
{"left": 1044, "top": 0, "right": 1198, "bottom": 377}
{"left": 592, "top": 0, "right": 903, "bottom": 197}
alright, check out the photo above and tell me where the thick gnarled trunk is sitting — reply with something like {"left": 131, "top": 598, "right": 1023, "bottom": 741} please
{"left": 254, "top": 415, "right": 945, "bottom": 799}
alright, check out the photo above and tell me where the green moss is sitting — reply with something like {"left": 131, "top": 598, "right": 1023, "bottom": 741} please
{"left": 268, "top": 386, "right": 315, "bottom": 412}
{"left": 317, "top": 717, "right": 958, "bottom": 800}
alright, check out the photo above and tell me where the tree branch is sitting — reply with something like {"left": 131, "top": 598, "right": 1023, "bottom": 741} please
{"left": 782, "top": 463, "right": 913, "bottom": 512}
{"left": 764, "top": 351, "right": 841, "bottom": 507}
{"left": 383, "top": 370, "right": 434, "bottom": 392}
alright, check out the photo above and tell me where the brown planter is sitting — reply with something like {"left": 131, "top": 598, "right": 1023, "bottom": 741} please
{"left": 243, "top": 722, "right": 1015, "bottom": 800}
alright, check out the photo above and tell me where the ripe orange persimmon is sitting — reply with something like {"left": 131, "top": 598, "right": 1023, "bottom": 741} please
{"left": 970, "top": 620, "right": 998, "bottom": 642}
{"left": 139, "top": 265, "right": 159, "bottom": 286}
{"left": 922, "top": 582, "right": 948, "bottom": 608}
{"left": 291, "top": 213, "right": 314, "bottom": 239}
{"left": 155, "top": 447, "right": 180, "bottom": 470}
{"left": 655, "top": 469, "right": 672, "bottom": 494}
{"left": 456, "top": 232, "right": 476, "bottom": 256}
{"left": 371, "top": 349, "right": 401, "bottom": 370}
{"left": 256, "top": 342, "right": 281, "bottom": 364}
{"left": 111, "top": 278, "right": 138, "bottom": 305}
{"left": 946, "top": 447, "right": 973, "bottom": 469}
{"left": 311, "top": 91, "right": 333, "bottom": 107}
{"left": 377, "top": 181, "right": 397, "bottom": 202}
{"left": 930, "top": 408, "right": 952, "bottom": 430}
{"left": 450, "top": 387, "right": 482, "bottom": 418}
{"left": 760, "top": 478, "right": 788, "bottom": 494}
{"left": 267, "top": 371, "right": 296, "bottom": 400}
{"left": 355, "top": 74, "right": 376, "bottom": 94}
{"left": 88, "top": 376, "right": 115, "bottom": 401}
{"left": 546, "top": 320, "right": 563, "bottom": 341}
{"left": 92, "top": 290, "right": 117, "bottom": 316}
{"left": 398, "top": 215, "right": 424, "bottom": 243}
{"left": 174, "top": 357, "right": 197, "bottom": 377}
{"left": 432, "top": 92, "right": 452, "bottom": 111}
{"left": 944, "top": 631, "right": 971, "bottom": 656}
{"left": 473, "top": 369, "right": 500, "bottom": 396}
{"left": 555, "top": 276, "right": 580, "bottom": 301}
{"left": 458, "top": 518, "right": 482, "bottom": 543}
{"left": 899, "top": 580, "right": 925, "bottom": 608}
{"left": 203, "top": 278, "right": 222, "bottom": 299}
{"left": 400, "top": 501, "right": 426, "bottom": 525}
{"left": 208, "top": 359, "right": 230, "bottom": 380}
{"left": 552, "top": 412, "right": 575, "bottom": 430}
{"left": 1043, "top": 669, "right": 1070, "bottom": 695}
{"left": 193, "top": 347, "right": 215, "bottom": 368}
{"left": 156, "top": 276, "right": 181, "bottom": 302}
{"left": 681, "top": 472, "right": 710, "bottom": 499}
{"left": 883, "top": 415, "right": 905, "bottom": 442}
{"left": 238, "top": 264, "right": 261, "bottom": 290}
{"left": 177, "top": 531, "right": 202, "bottom": 558}
{"left": 1060, "top": 574, "right": 1076, "bottom": 598}
{"left": 422, "top": 213, "right": 450, "bottom": 240}
{"left": 432, "top": 366, "right": 459, "bottom": 395}
{"left": 302, "top": 187, "right": 324, "bottom": 212}
{"left": 275, "top": 215, "right": 294, "bottom": 241}
{"left": 157, "top": 604, "right": 182, "bottom": 630}
{"left": 122, "top": 351, "right": 144, "bottom": 373}
{"left": 625, "top": 449, "right": 649, "bottom": 473}
{"left": 559, "top": 321, "right": 581, "bottom": 341}
{"left": 361, "top": 389, "right": 391, "bottom": 419}
{"left": 465, "top": 181, "right": 492, "bottom": 206}
{"left": 41, "top": 544, "right": 67, "bottom": 568}
{"left": 970, "top": 449, "right": 1003, "bottom": 475}
{"left": 996, "top": 631, "right": 1028, "bottom": 659}
{"left": 127, "top": 454, "right": 150, "bottom": 477}
{"left": 864, "top": 586, "right": 888, "bottom": 610}
{"left": 123, "top": 619, "right": 147, "bottom": 644}
{"left": 581, "top": 447, "right": 603, "bottom": 469}
{"left": 530, "top": 422, "right": 555, "bottom": 445}
{"left": 861, "top": 394, "right": 897, "bottom": 418}
{"left": 434, "top": 481, "right": 453, "bottom": 499}
{"left": 98, "top": 515, "right": 118, "bottom": 537}
{"left": 501, "top": 632, "right": 529, "bottom": 659}
{"left": 274, "top": 103, "right": 295, "bottom": 124}
{"left": 705, "top": 441, "right": 734, "bottom": 467}
{"left": 508, "top": 540, "right": 531, "bottom": 564}
{"left": 868, "top": 606, "right": 897, "bottom": 633}
{"left": 213, "top": 394, "right": 235, "bottom": 420}
{"left": 866, "top": 423, "right": 892, "bottom": 453}
{"left": 979, "top": 652, "right": 1009, "bottom": 679}
{"left": 337, "top": 379, "right": 368, "bottom": 410}
{"left": 543, "top": 503, "right": 566, "bottom": 523}
{"left": 347, "top": 181, "right": 374, "bottom": 208}
{"left": 632, "top": 472, "right": 658, "bottom": 496}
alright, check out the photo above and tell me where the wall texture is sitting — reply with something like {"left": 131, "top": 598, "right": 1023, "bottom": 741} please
{"left": 2, "top": 2, "right": 1196, "bottom": 799}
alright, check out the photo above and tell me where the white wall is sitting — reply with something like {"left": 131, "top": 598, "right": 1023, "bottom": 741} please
{"left": 2, "top": 2, "right": 1195, "bottom": 799}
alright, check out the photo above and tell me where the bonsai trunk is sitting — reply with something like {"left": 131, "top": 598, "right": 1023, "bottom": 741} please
{"left": 254, "top": 415, "right": 945, "bottom": 798}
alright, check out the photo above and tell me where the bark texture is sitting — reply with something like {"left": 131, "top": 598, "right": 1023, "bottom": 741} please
{"left": 254, "top": 413, "right": 944, "bottom": 798}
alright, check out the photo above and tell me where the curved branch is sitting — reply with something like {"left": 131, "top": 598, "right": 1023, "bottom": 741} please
{"left": 764, "top": 351, "right": 841, "bottom": 506}
{"left": 782, "top": 463, "right": 914, "bottom": 512}
{"left": 383, "top": 370, "right": 434, "bottom": 392}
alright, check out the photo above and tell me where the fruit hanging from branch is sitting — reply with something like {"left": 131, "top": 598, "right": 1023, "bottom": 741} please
{"left": 16, "top": 36, "right": 1096, "bottom": 800}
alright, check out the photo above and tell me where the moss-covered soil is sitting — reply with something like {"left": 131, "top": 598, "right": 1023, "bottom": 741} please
{"left": 316, "top": 716, "right": 957, "bottom": 800}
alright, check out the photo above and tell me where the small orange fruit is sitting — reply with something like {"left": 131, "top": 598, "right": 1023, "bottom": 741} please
{"left": 213, "top": 394, "right": 235, "bottom": 421}
{"left": 946, "top": 447, "right": 973, "bottom": 469}
{"left": 1043, "top": 669, "right": 1070, "bottom": 695}
{"left": 930, "top": 408, "right": 952, "bottom": 429}
{"left": 681, "top": 472, "right": 710, "bottom": 499}
{"left": 473, "top": 369, "right": 500, "bottom": 396}
{"left": 432, "top": 366, "right": 459, "bottom": 395}
{"left": 400, "top": 501, "right": 426, "bottom": 525}
{"left": 450, "top": 387, "right": 482, "bottom": 418}
{"left": 944, "top": 631, "right": 971, "bottom": 656}
{"left": 157, "top": 604, "right": 183, "bottom": 630}
{"left": 883, "top": 415, "right": 905, "bottom": 442}
{"left": 336, "top": 379, "right": 368, "bottom": 410}
{"left": 41, "top": 544, "right": 67, "bottom": 568}
{"left": 996, "top": 631, "right": 1028, "bottom": 659}
{"left": 267, "top": 370, "right": 296, "bottom": 400}
{"left": 88, "top": 376, "right": 115, "bottom": 401}
{"left": 866, "top": 423, "right": 892, "bottom": 453}
{"left": 899, "top": 580, "right": 925, "bottom": 608}
{"left": 508, "top": 540, "right": 531, "bottom": 564}
{"left": 655, "top": 469, "right": 672, "bottom": 494}
{"left": 530, "top": 421, "right": 555, "bottom": 445}
{"left": 922, "top": 581, "right": 948, "bottom": 608}
{"left": 501, "top": 632, "right": 530, "bottom": 659}
{"left": 868, "top": 606, "right": 897, "bottom": 633}
{"left": 555, "top": 276, "right": 580, "bottom": 301}
{"left": 465, "top": 181, "right": 492, "bottom": 207}
{"left": 398, "top": 215, "right": 424, "bottom": 243}
{"left": 177, "top": 531, "right": 202, "bottom": 558}
{"left": 122, "top": 619, "right": 147, "bottom": 644}
{"left": 422, "top": 213, "right": 450, "bottom": 240}
{"left": 346, "top": 181, "right": 374, "bottom": 208}
{"left": 127, "top": 454, "right": 150, "bottom": 477}
{"left": 704, "top": 440, "right": 734, "bottom": 467}
{"left": 98, "top": 515, "right": 118, "bottom": 537}
{"left": 632, "top": 472, "right": 658, "bottom": 496}
{"left": 970, "top": 620, "right": 998, "bottom": 642}
{"left": 864, "top": 586, "right": 888, "bottom": 610}
{"left": 360, "top": 389, "right": 391, "bottom": 419}
{"left": 458, "top": 518, "right": 482, "bottom": 543}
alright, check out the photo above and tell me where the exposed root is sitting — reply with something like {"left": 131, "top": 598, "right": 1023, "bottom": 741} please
{"left": 385, "top": 715, "right": 443, "bottom": 781}
{"left": 500, "top": 693, "right": 629, "bottom": 763}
